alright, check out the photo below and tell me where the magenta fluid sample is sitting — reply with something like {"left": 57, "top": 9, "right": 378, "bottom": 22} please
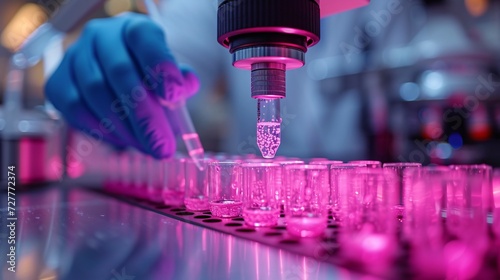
{"left": 162, "top": 190, "right": 185, "bottom": 206}
{"left": 209, "top": 200, "right": 243, "bottom": 218}
{"left": 256, "top": 122, "right": 281, "bottom": 159}
{"left": 284, "top": 164, "right": 329, "bottom": 237}
{"left": 404, "top": 167, "right": 448, "bottom": 242}
{"left": 338, "top": 168, "right": 398, "bottom": 266}
{"left": 185, "top": 197, "right": 210, "bottom": 211}
{"left": 208, "top": 161, "right": 243, "bottom": 218}
{"left": 404, "top": 166, "right": 450, "bottom": 278}
{"left": 256, "top": 98, "right": 281, "bottom": 158}
{"left": 242, "top": 208, "right": 280, "bottom": 227}
{"left": 286, "top": 217, "right": 326, "bottom": 237}
{"left": 447, "top": 165, "right": 491, "bottom": 247}
{"left": 342, "top": 231, "right": 396, "bottom": 274}
{"left": 242, "top": 162, "right": 281, "bottom": 227}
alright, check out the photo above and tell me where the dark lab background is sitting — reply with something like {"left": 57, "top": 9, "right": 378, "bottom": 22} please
{"left": 0, "top": 0, "right": 500, "bottom": 187}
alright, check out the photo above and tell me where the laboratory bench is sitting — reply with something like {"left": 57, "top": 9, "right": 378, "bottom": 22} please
{"left": 0, "top": 185, "right": 372, "bottom": 280}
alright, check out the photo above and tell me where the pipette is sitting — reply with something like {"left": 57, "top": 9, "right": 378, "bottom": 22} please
{"left": 144, "top": 0, "right": 205, "bottom": 170}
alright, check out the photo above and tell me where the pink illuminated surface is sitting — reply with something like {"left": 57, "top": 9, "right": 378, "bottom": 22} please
{"left": 287, "top": 217, "right": 326, "bottom": 237}
{"left": 342, "top": 231, "right": 395, "bottom": 275}
{"left": 185, "top": 197, "right": 209, "bottom": 211}
{"left": 243, "top": 208, "right": 280, "bottom": 227}
{"left": 257, "top": 122, "right": 281, "bottom": 158}
{"left": 209, "top": 200, "right": 242, "bottom": 218}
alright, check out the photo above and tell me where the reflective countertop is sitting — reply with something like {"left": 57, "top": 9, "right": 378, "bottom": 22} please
{"left": 0, "top": 186, "right": 370, "bottom": 280}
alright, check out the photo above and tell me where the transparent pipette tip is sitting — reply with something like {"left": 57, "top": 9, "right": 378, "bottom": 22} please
{"left": 182, "top": 133, "right": 205, "bottom": 170}
{"left": 162, "top": 100, "right": 205, "bottom": 170}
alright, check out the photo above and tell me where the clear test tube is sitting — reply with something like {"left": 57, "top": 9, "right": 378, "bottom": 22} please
{"left": 242, "top": 162, "right": 281, "bottom": 227}
{"left": 275, "top": 160, "right": 305, "bottom": 209}
{"left": 147, "top": 157, "right": 164, "bottom": 203}
{"left": 448, "top": 165, "right": 491, "bottom": 246}
{"left": 184, "top": 159, "right": 212, "bottom": 211}
{"left": 330, "top": 163, "right": 367, "bottom": 217}
{"left": 208, "top": 161, "right": 243, "bottom": 218}
{"left": 308, "top": 159, "right": 342, "bottom": 213}
{"left": 404, "top": 167, "right": 448, "bottom": 279}
{"left": 383, "top": 162, "right": 422, "bottom": 222}
{"left": 338, "top": 168, "right": 398, "bottom": 271}
{"left": 348, "top": 160, "right": 382, "bottom": 168}
{"left": 284, "top": 164, "right": 329, "bottom": 237}
{"left": 162, "top": 156, "right": 187, "bottom": 206}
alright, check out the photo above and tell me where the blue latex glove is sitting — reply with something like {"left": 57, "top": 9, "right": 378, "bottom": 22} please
{"left": 45, "top": 13, "right": 199, "bottom": 158}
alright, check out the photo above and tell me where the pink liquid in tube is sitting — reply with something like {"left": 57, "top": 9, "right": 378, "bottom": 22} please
{"left": 243, "top": 208, "right": 280, "bottom": 227}
{"left": 209, "top": 200, "right": 243, "bottom": 218}
{"left": 286, "top": 217, "right": 327, "bottom": 237}
{"left": 257, "top": 122, "right": 281, "bottom": 159}
{"left": 162, "top": 189, "right": 185, "bottom": 206}
{"left": 185, "top": 197, "right": 209, "bottom": 211}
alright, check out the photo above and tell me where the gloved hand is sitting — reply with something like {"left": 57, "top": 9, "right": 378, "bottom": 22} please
{"left": 45, "top": 13, "right": 199, "bottom": 158}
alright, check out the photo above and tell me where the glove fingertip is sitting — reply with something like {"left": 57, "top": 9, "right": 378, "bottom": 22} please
{"left": 180, "top": 68, "right": 200, "bottom": 98}
{"left": 149, "top": 140, "right": 176, "bottom": 160}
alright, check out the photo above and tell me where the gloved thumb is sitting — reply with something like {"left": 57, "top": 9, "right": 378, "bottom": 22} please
{"left": 178, "top": 64, "right": 200, "bottom": 99}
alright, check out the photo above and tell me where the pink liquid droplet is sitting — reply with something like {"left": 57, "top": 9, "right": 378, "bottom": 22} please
{"left": 287, "top": 217, "right": 327, "bottom": 237}
{"left": 243, "top": 207, "right": 280, "bottom": 227}
{"left": 162, "top": 190, "right": 185, "bottom": 206}
{"left": 185, "top": 197, "right": 209, "bottom": 211}
{"left": 257, "top": 122, "right": 281, "bottom": 159}
{"left": 209, "top": 200, "right": 242, "bottom": 218}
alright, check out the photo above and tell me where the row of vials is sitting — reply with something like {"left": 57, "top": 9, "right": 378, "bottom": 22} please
{"left": 103, "top": 152, "right": 500, "bottom": 278}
